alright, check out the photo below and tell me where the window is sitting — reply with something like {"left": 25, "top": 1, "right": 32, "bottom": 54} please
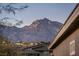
{"left": 70, "top": 40, "right": 75, "bottom": 56}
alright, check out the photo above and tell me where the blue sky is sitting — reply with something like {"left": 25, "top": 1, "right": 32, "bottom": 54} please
{"left": 0, "top": 3, "right": 76, "bottom": 27}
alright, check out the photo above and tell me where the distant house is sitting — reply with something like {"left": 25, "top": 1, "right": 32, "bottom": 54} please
{"left": 48, "top": 4, "right": 79, "bottom": 56}
{"left": 32, "top": 42, "right": 50, "bottom": 56}
{"left": 23, "top": 49, "right": 40, "bottom": 56}
{"left": 22, "top": 42, "right": 50, "bottom": 56}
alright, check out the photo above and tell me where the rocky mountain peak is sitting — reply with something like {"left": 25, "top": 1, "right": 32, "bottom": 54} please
{"left": 0, "top": 18, "right": 63, "bottom": 42}
{"left": 30, "top": 18, "right": 52, "bottom": 28}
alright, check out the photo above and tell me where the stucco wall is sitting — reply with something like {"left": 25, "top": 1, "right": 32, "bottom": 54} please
{"left": 53, "top": 28, "right": 79, "bottom": 56}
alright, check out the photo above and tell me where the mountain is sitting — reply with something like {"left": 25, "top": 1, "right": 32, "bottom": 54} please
{"left": 0, "top": 18, "right": 62, "bottom": 42}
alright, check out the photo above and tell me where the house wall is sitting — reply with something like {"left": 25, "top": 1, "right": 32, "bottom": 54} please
{"left": 75, "top": 34, "right": 79, "bottom": 56}
{"left": 52, "top": 28, "right": 79, "bottom": 56}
